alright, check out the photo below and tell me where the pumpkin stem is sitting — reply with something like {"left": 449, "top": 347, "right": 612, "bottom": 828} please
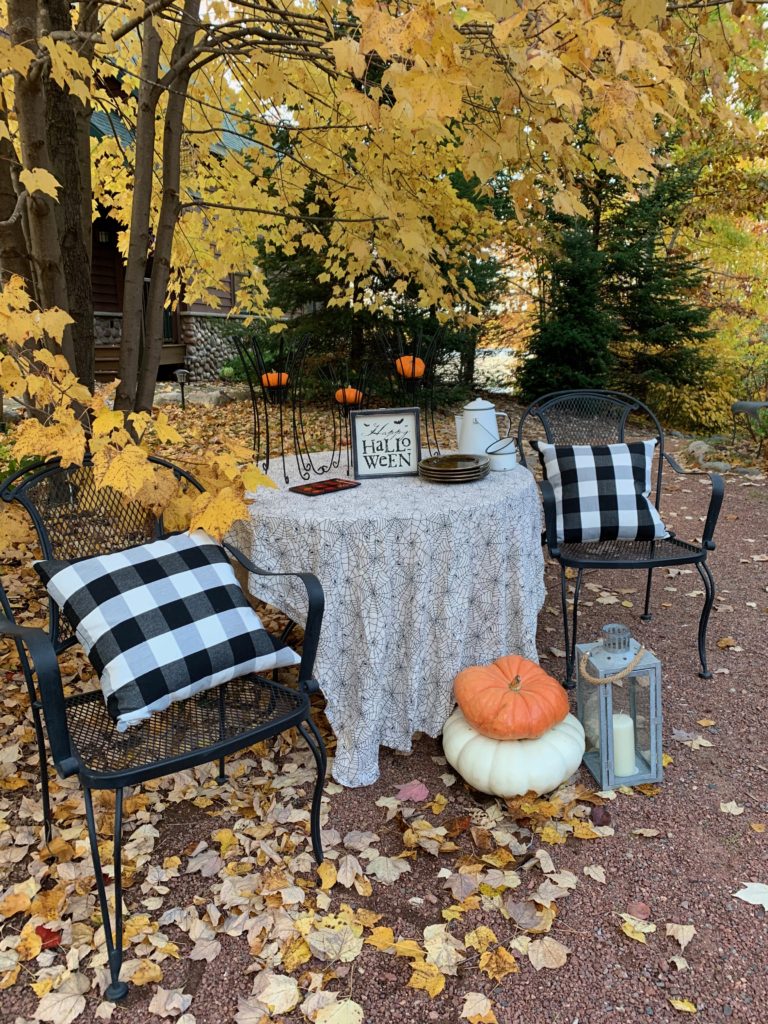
{"left": 508, "top": 675, "right": 523, "bottom": 692}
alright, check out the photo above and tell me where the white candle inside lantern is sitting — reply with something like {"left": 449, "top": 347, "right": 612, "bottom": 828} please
{"left": 612, "top": 713, "right": 636, "bottom": 776}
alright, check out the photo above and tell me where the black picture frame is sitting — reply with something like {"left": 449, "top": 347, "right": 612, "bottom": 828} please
{"left": 350, "top": 407, "right": 421, "bottom": 479}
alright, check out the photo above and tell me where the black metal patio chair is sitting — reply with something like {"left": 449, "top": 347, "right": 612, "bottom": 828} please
{"left": 517, "top": 390, "right": 724, "bottom": 686}
{"left": 0, "top": 455, "right": 326, "bottom": 1001}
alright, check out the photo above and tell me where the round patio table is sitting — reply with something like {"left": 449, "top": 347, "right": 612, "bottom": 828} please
{"left": 231, "top": 455, "right": 545, "bottom": 787}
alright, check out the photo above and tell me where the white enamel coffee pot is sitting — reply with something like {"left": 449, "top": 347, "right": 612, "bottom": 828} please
{"left": 454, "top": 397, "right": 512, "bottom": 456}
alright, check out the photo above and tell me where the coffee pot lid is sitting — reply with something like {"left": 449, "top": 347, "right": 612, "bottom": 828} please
{"left": 463, "top": 397, "right": 495, "bottom": 411}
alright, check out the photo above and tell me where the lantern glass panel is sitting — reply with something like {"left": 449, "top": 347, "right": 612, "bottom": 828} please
{"left": 611, "top": 675, "right": 650, "bottom": 779}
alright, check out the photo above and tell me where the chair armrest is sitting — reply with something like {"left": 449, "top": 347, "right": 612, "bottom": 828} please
{"left": 663, "top": 453, "right": 724, "bottom": 551}
{"left": 539, "top": 479, "right": 561, "bottom": 558}
{"left": 0, "top": 618, "right": 77, "bottom": 775}
{"left": 222, "top": 542, "right": 325, "bottom": 690}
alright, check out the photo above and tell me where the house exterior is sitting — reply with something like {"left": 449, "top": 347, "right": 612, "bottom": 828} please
{"left": 90, "top": 110, "right": 246, "bottom": 382}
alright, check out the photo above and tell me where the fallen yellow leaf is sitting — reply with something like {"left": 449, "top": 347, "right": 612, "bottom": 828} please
{"left": 127, "top": 959, "right": 163, "bottom": 986}
{"left": 317, "top": 861, "right": 337, "bottom": 890}
{"left": 668, "top": 998, "right": 697, "bottom": 1013}
{"left": 620, "top": 914, "right": 656, "bottom": 944}
{"left": 365, "top": 927, "right": 395, "bottom": 952}
{"left": 464, "top": 926, "right": 498, "bottom": 954}
{"left": 407, "top": 961, "right": 445, "bottom": 997}
{"left": 478, "top": 946, "right": 519, "bottom": 980}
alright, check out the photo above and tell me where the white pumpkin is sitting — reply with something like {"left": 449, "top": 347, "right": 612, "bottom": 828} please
{"left": 442, "top": 708, "right": 585, "bottom": 798}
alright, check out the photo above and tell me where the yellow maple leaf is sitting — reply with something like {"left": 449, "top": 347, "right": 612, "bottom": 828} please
{"left": 464, "top": 925, "right": 498, "bottom": 953}
{"left": 38, "top": 306, "right": 74, "bottom": 341}
{"left": 127, "top": 959, "right": 163, "bottom": 985}
{"left": 92, "top": 444, "right": 156, "bottom": 501}
{"left": 0, "top": 890, "right": 31, "bottom": 920}
{"left": 407, "top": 961, "right": 445, "bottom": 997}
{"left": 478, "top": 947, "right": 519, "bottom": 980}
{"left": 92, "top": 408, "right": 126, "bottom": 437}
{"left": 318, "top": 861, "right": 338, "bottom": 890}
{"left": 281, "top": 936, "right": 312, "bottom": 972}
{"left": 212, "top": 828, "right": 239, "bottom": 856}
{"left": 19, "top": 167, "right": 61, "bottom": 198}
{"left": 539, "top": 824, "right": 567, "bottom": 845}
{"left": 394, "top": 938, "right": 425, "bottom": 960}
{"left": 154, "top": 411, "right": 183, "bottom": 444}
{"left": 668, "top": 998, "right": 697, "bottom": 1013}
{"left": 572, "top": 820, "right": 600, "bottom": 840}
{"left": 188, "top": 487, "right": 249, "bottom": 539}
{"left": 365, "top": 926, "right": 395, "bottom": 951}
{"left": 620, "top": 914, "right": 657, "bottom": 943}
{"left": 12, "top": 416, "right": 86, "bottom": 468}
{"left": 16, "top": 923, "right": 42, "bottom": 960}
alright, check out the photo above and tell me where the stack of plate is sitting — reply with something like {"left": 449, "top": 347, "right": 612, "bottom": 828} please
{"left": 418, "top": 454, "right": 490, "bottom": 484}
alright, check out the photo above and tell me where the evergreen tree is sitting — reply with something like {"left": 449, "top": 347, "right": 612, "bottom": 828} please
{"left": 516, "top": 221, "right": 615, "bottom": 402}
{"left": 603, "top": 165, "right": 713, "bottom": 396}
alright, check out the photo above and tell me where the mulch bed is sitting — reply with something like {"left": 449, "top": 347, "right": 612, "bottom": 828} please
{"left": 0, "top": 406, "right": 766, "bottom": 1024}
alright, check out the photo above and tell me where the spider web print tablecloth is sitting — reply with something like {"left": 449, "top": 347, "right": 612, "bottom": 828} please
{"left": 231, "top": 456, "right": 545, "bottom": 787}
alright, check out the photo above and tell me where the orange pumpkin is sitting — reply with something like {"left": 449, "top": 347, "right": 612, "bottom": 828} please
{"left": 335, "top": 386, "right": 363, "bottom": 406}
{"left": 394, "top": 355, "right": 425, "bottom": 379}
{"left": 261, "top": 371, "right": 289, "bottom": 388}
{"left": 453, "top": 655, "right": 569, "bottom": 740}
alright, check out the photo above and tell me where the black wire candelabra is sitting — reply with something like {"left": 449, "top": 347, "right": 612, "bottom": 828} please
{"left": 233, "top": 332, "right": 296, "bottom": 480}
{"left": 374, "top": 321, "right": 443, "bottom": 457}
{"left": 291, "top": 335, "right": 371, "bottom": 480}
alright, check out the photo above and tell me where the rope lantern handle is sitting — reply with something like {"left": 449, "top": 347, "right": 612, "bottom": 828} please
{"left": 578, "top": 644, "right": 647, "bottom": 686}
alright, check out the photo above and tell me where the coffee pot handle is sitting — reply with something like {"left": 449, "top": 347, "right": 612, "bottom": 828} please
{"left": 497, "top": 411, "right": 511, "bottom": 437}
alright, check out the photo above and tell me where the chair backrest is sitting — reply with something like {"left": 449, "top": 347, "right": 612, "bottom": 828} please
{"left": 517, "top": 389, "right": 666, "bottom": 506}
{"left": 1, "top": 455, "right": 204, "bottom": 652}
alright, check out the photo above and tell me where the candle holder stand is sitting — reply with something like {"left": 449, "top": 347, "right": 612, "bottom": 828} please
{"left": 374, "top": 322, "right": 443, "bottom": 457}
{"left": 233, "top": 332, "right": 296, "bottom": 479}
{"left": 575, "top": 623, "right": 663, "bottom": 790}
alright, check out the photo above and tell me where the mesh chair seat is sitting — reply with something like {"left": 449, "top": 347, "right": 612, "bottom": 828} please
{"left": 517, "top": 390, "right": 724, "bottom": 685}
{"left": 559, "top": 535, "right": 704, "bottom": 568}
{"left": 64, "top": 676, "right": 309, "bottom": 784}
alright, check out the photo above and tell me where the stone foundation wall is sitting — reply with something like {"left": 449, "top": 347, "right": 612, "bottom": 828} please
{"left": 94, "top": 313, "right": 121, "bottom": 345}
{"left": 180, "top": 313, "right": 243, "bottom": 382}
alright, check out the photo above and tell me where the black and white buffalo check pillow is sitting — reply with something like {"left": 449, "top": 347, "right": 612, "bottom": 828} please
{"left": 532, "top": 440, "right": 668, "bottom": 545}
{"left": 34, "top": 530, "right": 300, "bottom": 731}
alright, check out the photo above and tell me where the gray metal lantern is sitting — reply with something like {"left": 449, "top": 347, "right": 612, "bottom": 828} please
{"left": 576, "top": 623, "right": 662, "bottom": 790}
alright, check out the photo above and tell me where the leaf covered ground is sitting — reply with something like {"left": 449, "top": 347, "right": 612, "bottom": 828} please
{"left": 0, "top": 401, "right": 766, "bottom": 1023}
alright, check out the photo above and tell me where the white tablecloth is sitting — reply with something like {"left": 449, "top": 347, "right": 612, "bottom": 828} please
{"left": 231, "top": 456, "right": 545, "bottom": 787}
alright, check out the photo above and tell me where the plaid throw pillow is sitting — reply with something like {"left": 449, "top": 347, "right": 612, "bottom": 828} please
{"left": 532, "top": 440, "right": 668, "bottom": 544}
{"left": 34, "top": 530, "right": 300, "bottom": 731}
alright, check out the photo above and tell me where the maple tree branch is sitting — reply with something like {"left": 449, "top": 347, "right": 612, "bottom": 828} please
{"left": 0, "top": 189, "right": 27, "bottom": 229}
{"left": 109, "top": 0, "right": 179, "bottom": 42}
{"left": 180, "top": 199, "right": 385, "bottom": 223}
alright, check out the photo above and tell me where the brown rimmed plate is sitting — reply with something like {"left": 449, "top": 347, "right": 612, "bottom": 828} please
{"left": 419, "top": 454, "right": 490, "bottom": 473}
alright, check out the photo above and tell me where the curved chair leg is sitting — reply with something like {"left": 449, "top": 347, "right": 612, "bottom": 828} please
{"left": 559, "top": 566, "right": 571, "bottom": 687}
{"left": 695, "top": 561, "right": 715, "bottom": 679}
{"left": 84, "top": 787, "right": 128, "bottom": 1002}
{"left": 641, "top": 568, "right": 654, "bottom": 622}
{"left": 563, "top": 568, "right": 582, "bottom": 689}
{"left": 30, "top": 701, "right": 53, "bottom": 843}
{"left": 298, "top": 719, "right": 326, "bottom": 865}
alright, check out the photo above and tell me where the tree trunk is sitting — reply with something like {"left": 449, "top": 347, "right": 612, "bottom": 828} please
{"left": 115, "top": 9, "right": 161, "bottom": 411}
{"left": 8, "top": 0, "right": 76, "bottom": 368}
{"left": 42, "top": 0, "right": 95, "bottom": 391}
{"left": 0, "top": 99, "right": 34, "bottom": 286}
{"left": 135, "top": 0, "right": 201, "bottom": 412}
{"left": 76, "top": 0, "right": 98, "bottom": 271}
